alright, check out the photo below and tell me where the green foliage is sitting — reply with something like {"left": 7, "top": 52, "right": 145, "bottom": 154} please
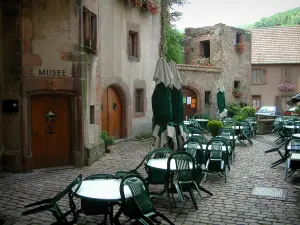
{"left": 296, "top": 106, "right": 300, "bottom": 113}
{"left": 101, "top": 130, "right": 115, "bottom": 147}
{"left": 227, "top": 103, "right": 242, "bottom": 117}
{"left": 135, "top": 132, "right": 153, "bottom": 141}
{"left": 245, "top": 7, "right": 300, "bottom": 29}
{"left": 234, "top": 107, "right": 256, "bottom": 122}
{"left": 165, "top": 25, "right": 184, "bottom": 64}
{"left": 207, "top": 120, "right": 223, "bottom": 137}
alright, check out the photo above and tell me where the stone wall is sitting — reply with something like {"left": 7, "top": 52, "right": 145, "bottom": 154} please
{"left": 180, "top": 24, "right": 252, "bottom": 118}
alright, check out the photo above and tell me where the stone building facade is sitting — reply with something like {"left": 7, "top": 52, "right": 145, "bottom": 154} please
{"left": 0, "top": 0, "right": 160, "bottom": 172}
{"left": 179, "top": 23, "right": 252, "bottom": 119}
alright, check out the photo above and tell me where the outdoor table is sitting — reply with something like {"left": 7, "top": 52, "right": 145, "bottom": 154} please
{"left": 147, "top": 158, "right": 194, "bottom": 170}
{"left": 183, "top": 144, "right": 231, "bottom": 152}
{"left": 284, "top": 126, "right": 298, "bottom": 129}
{"left": 184, "top": 121, "right": 190, "bottom": 125}
{"left": 73, "top": 179, "right": 132, "bottom": 225}
{"left": 293, "top": 134, "right": 300, "bottom": 138}
{"left": 195, "top": 119, "right": 209, "bottom": 122}
{"left": 232, "top": 126, "right": 243, "bottom": 130}
{"left": 217, "top": 135, "right": 238, "bottom": 140}
{"left": 291, "top": 153, "right": 300, "bottom": 161}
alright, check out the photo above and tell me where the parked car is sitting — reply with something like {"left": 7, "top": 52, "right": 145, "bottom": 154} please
{"left": 255, "top": 106, "right": 283, "bottom": 117}
{"left": 284, "top": 106, "right": 300, "bottom": 116}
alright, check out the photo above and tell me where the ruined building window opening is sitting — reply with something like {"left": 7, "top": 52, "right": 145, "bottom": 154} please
{"left": 252, "top": 69, "right": 262, "bottom": 83}
{"left": 236, "top": 33, "right": 243, "bottom": 44}
{"left": 90, "top": 105, "right": 95, "bottom": 124}
{"left": 234, "top": 80, "right": 241, "bottom": 89}
{"left": 83, "top": 8, "right": 97, "bottom": 51}
{"left": 200, "top": 40, "right": 210, "bottom": 60}
{"left": 205, "top": 91, "right": 211, "bottom": 104}
{"left": 129, "top": 30, "right": 138, "bottom": 58}
{"left": 135, "top": 89, "right": 144, "bottom": 113}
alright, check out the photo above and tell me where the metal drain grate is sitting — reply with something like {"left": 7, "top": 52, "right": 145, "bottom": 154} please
{"left": 251, "top": 187, "right": 284, "bottom": 198}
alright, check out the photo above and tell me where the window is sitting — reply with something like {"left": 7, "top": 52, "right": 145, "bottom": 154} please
{"left": 205, "top": 91, "right": 211, "bottom": 104}
{"left": 90, "top": 105, "right": 95, "bottom": 124}
{"left": 199, "top": 40, "right": 210, "bottom": 59}
{"left": 236, "top": 33, "right": 243, "bottom": 44}
{"left": 234, "top": 80, "right": 241, "bottom": 89}
{"left": 281, "top": 96, "right": 291, "bottom": 111}
{"left": 281, "top": 68, "right": 292, "bottom": 83}
{"left": 129, "top": 30, "right": 138, "bottom": 58}
{"left": 252, "top": 95, "right": 261, "bottom": 109}
{"left": 252, "top": 69, "right": 262, "bottom": 83}
{"left": 83, "top": 8, "right": 97, "bottom": 50}
{"left": 135, "top": 89, "right": 144, "bottom": 113}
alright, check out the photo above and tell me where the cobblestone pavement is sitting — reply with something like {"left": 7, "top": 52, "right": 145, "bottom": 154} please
{"left": 1, "top": 136, "right": 300, "bottom": 225}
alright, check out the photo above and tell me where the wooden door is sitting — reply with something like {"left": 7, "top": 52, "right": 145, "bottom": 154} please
{"left": 183, "top": 87, "right": 197, "bottom": 119}
{"left": 31, "top": 95, "right": 71, "bottom": 169}
{"left": 101, "top": 87, "right": 122, "bottom": 139}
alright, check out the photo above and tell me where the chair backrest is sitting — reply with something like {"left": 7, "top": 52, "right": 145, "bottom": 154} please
{"left": 206, "top": 138, "right": 228, "bottom": 160}
{"left": 240, "top": 121, "right": 251, "bottom": 134}
{"left": 187, "top": 126, "right": 203, "bottom": 135}
{"left": 183, "top": 141, "right": 200, "bottom": 158}
{"left": 53, "top": 174, "right": 82, "bottom": 203}
{"left": 188, "top": 133, "right": 207, "bottom": 144}
{"left": 286, "top": 138, "right": 300, "bottom": 152}
{"left": 120, "top": 175, "right": 154, "bottom": 215}
{"left": 167, "top": 152, "right": 196, "bottom": 181}
{"left": 147, "top": 147, "right": 173, "bottom": 160}
{"left": 219, "top": 128, "right": 235, "bottom": 137}
{"left": 85, "top": 174, "right": 116, "bottom": 181}
{"left": 224, "top": 121, "right": 237, "bottom": 129}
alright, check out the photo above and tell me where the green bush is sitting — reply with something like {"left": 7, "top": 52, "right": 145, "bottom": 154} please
{"left": 207, "top": 120, "right": 223, "bottom": 137}
{"left": 227, "top": 103, "right": 242, "bottom": 117}
{"left": 234, "top": 106, "right": 256, "bottom": 121}
{"left": 101, "top": 130, "right": 115, "bottom": 148}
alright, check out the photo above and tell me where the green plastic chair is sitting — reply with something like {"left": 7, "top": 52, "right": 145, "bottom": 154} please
{"left": 188, "top": 133, "right": 208, "bottom": 144}
{"left": 239, "top": 121, "right": 253, "bottom": 146}
{"left": 219, "top": 128, "right": 236, "bottom": 163}
{"left": 165, "top": 152, "right": 206, "bottom": 210}
{"left": 22, "top": 175, "right": 82, "bottom": 225}
{"left": 204, "top": 138, "right": 230, "bottom": 183}
{"left": 145, "top": 148, "right": 173, "bottom": 185}
{"left": 78, "top": 174, "right": 117, "bottom": 224}
{"left": 114, "top": 175, "right": 175, "bottom": 225}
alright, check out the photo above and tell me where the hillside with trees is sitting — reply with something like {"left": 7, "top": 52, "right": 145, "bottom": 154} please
{"left": 245, "top": 7, "right": 300, "bottom": 29}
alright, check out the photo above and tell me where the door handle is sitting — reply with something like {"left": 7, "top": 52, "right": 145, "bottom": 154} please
{"left": 32, "top": 131, "right": 38, "bottom": 137}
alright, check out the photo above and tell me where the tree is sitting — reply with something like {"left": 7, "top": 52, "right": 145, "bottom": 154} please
{"left": 165, "top": 25, "right": 184, "bottom": 63}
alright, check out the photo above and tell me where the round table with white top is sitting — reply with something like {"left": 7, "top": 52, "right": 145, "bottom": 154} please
{"left": 292, "top": 134, "right": 300, "bottom": 138}
{"left": 146, "top": 158, "right": 194, "bottom": 170}
{"left": 74, "top": 179, "right": 132, "bottom": 201}
{"left": 73, "top": 179, "right": 132, "bottom": 225}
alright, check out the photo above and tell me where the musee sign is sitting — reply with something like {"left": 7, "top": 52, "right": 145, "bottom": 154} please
{"left": 38, "top": 69, "right": 67, "bottom": 76}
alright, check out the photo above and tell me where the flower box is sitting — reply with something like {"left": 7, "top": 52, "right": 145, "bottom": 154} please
{"left": 127, "top": 0, "right": 160, "bottom": 14}
{"left": 278, "top": 83, "right": 296, "bottom": 91}
{"left": 235, "top": 42, "right": 246, "bottom": 53}
{"left": 232, "top": 88, "right": 242, "bottom": 98}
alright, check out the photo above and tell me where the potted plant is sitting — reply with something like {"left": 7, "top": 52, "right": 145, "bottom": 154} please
{"left": 101, "top": 130, "right": 115, "bottom": 153}
{"left": 207, "top": 120, "right": 223, "bottom": 137}
{"left": 235, "top": 42, "right": 246, "bottom": 53}
{"left": 232, "top": 88, "right": 242, "bottom": 98}
{"left": 278, "top": 83, "right": 296, "bottom": 91}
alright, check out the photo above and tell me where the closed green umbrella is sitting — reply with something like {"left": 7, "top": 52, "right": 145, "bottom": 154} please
{"left": 217, "top": 90, "right": 226, "bottom": 113}
{"left": 152, "top": 58, "right": 178, "bottom": 149}
{"left": 168, "top": 61, "right": 187, "bottom": 148}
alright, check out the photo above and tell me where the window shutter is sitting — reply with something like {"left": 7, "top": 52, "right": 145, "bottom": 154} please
{"left": 287, "top": 68, "right": 292, "bottom": 82}
{"left": 262, "top": 69, "right": 267, "bottom": 84}
{"left": 281, "top": 68, "right": 285, "bottom": 83}
{"left": 275, "top": 96, "right": 280, "bottom": 107}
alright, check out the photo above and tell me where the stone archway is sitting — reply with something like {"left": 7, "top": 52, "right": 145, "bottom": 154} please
{"left": 101, "top": 76, "right": 132, "bottom": 138}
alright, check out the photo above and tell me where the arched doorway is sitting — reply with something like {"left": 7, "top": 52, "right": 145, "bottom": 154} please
{"left": 101, "top": 86, "right": 122, "bottom": 139}
{"left": 182, "top": 87, "right": 198, "bottom": 119}
{"left": 31, "top": 95, "right": 71, "bottom": 169}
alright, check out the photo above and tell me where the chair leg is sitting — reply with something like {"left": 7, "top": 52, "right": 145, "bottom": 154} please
{"left": 187, "top": 187, "right": 198, "bottom": 210}
{"left": 112, "top": 207, "right": 123, "bottom": 225}
{"left": 155, "top": 211, "right": 175, "bottom": 225}
{"left": 140, "top": 215, "right": 155, "bottom": 225}
{"left": 288, "top": 169, "right": 297, "bottom": 177}
{"left": 192, "top": 181, "right": 202, "bottom": 199}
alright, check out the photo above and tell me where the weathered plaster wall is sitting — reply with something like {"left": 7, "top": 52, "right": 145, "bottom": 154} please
{"left": 99, "top": 0, "right": 160, "bottom": 137}
{"left": 251, "top": 64, "right": 300, "bottom": 106}
{"left": 181, "top": 24, "right": 251, "bottom": 118}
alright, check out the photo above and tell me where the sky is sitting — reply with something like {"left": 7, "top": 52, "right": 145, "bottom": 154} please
{"left": 173, "top": 0, "right": 300, "bottom": 30}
